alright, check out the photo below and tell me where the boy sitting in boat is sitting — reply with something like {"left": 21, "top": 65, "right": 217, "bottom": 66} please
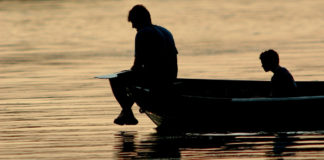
{"left": 259, "top": 49, "right": 297, "bottom": 97}
{"left": 111, "top": 5, "right": 178, "bottom": 125}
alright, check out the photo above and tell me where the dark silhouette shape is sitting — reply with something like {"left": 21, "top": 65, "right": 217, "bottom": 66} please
{"left": 271, "top": 133, "right": 297, "bottom": 157}
{"left": 112, "top": 4, "right": 178, "bottom": 125}
{"left": 115, "top": 132, "right": 137, "bottom": 159}
{"left": 114, "top": 131, "right": 302, "bottom": 159}
{"left": 260, "top": 49, "right": 297, "bottom": 97}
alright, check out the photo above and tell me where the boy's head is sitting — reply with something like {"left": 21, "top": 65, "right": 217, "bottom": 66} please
{"left": 260, "top": 49, "right": 280, "bottom": 72}
{"left": 128, "top": 5, "right": 152, "bottom": 30}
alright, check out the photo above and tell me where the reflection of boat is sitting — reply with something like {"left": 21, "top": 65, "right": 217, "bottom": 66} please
{"left": 97, "top": 71, "right": 324, "bottom": 132}
{"left": 115, "top": 131, "right": 302, "bottom": 159}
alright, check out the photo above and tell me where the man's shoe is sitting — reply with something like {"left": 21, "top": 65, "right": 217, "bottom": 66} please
{"left": 114, "top": 110, "right": 138, "bottom": 125}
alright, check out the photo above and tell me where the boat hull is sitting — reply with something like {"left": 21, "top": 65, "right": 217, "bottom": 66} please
{"left": 131, "top": 79, "right": 324, "bottom": 132}
{"left": 139, "top": 93, "right": 324, "bottom": 132}
{"left": 97, "top": 71, "right": 324, "bottom": 132}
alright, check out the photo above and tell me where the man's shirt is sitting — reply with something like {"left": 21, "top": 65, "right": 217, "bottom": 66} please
{"left": 132, "top": 25, "right": 178, "bottom": 83}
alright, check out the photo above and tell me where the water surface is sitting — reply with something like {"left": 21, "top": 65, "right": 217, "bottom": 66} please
{"left": 1, "top": 0, "right": 324, "bottom": 159}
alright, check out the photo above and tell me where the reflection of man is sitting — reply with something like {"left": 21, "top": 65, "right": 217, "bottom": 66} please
{"left": 259, "top": 49, "right": 297, "bottom": 97}
{"left": 113, "top": 5, "right": 178, "bottom": 125}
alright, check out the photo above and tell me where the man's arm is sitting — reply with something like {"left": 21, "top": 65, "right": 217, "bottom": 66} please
{"left": 131, "top": 56, "right": 143, "bottom": 71}
{"left": 131, "top": 31, "right": 148, "bottom": 71}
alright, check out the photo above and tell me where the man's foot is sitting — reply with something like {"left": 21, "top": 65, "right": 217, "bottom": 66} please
{"left": 114, "top": 110, "right": 138, "bottom": 125}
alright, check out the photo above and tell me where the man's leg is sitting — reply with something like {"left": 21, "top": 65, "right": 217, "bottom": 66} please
{"left": 109, "top": 78, "right": 138, "bottom": 125}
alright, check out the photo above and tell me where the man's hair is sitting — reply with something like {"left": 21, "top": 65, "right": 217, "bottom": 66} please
{"left": 128, "top": 5, "right": 152, "bottom": 25}
{"left": 260, "top": 49, "right": 279, "bottom": 65}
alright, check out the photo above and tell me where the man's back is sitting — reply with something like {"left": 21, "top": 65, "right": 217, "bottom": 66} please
{"left": 134, "top": 25, "right": 178, "bottom": 83}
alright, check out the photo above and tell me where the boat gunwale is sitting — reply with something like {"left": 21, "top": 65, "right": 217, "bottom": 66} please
{"left": 181, "top": 94, "right": 324, "bottom": 102}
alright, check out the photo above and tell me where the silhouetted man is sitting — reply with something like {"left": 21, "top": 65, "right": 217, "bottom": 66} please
{"left": 260, "top": 49, "right": 297, "bottom": 97}
{"left": 113, "top": 4, "right": 178, "bottom": 125}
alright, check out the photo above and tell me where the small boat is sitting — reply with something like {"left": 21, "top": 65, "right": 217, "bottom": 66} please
{"left": 96, "top": 71, "right": 324, "bottom": 132}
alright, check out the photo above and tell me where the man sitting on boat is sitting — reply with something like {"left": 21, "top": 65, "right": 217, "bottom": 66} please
{"left": 259, "top": 49, "right": 297, "bottom": 97}
{"left": 111, "top": 5, "right": 178, "bottom": 125}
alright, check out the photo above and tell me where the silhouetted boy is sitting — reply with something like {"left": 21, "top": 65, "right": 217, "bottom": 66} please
{"left": 260, "top": 49, "right": 297, "bottom": 97}
{"left": 112, "top": 5, "right": 178, "bottom": 125}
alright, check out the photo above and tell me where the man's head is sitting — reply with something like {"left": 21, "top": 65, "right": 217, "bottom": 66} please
{"left": 259, "top": 49, "right": 280, "bottom": 72}
{"left": 128, "top": 5, "right": 152, "bottom": 30}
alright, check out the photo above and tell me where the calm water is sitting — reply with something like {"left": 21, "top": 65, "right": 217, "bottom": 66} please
{"left": 1, "top": 0, "right": 324, "bottom": 159}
